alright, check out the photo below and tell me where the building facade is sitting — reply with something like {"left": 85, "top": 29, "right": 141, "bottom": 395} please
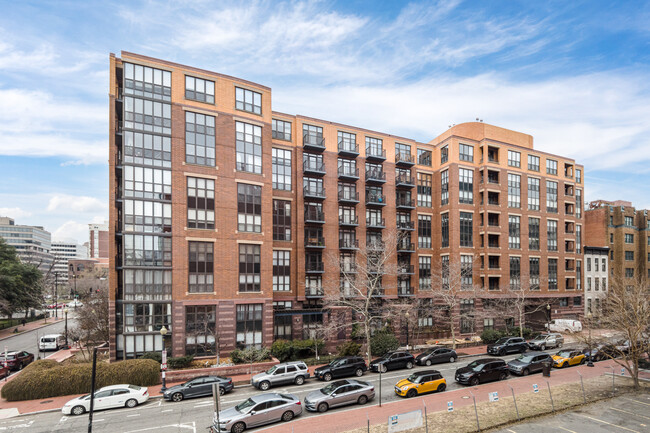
{"left": 0, "top": 216, "right": 53, "bottom": 272}
{"left": 583, "top": 246, "right": 609, "bottom": 315}
{"left": 109, "top": 52, "right": 584, "bottom": 360}
{"left": 51, "top": 240, "right": 88, "bottom": 286}
{"left": 89, "top": 222, "right": 109, "bottom": 260}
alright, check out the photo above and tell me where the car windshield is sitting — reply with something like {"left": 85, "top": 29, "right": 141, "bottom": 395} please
{"left": 127, "top": 385, "right": 141, "bottom": 390}
{"left": 407, "top": 374, "right": 421, "bottom": 383}
{"left": 533, "top": 335, "right": 548, "bottom": 341}
{"left": 494, "top": 338, "right": 509, "bottom": 344}
{"left": 466, "top": 360, "right": 484, "bottom": 371}
{"left": 557, "top": 351, "right": 572, "bottom": 358}
{"left": 235, "top": 398, "right": 256, "bottom": 412}
{"left": 266, "top": 366, "right": 277, "bottom": 374}
{"left": 321, "top": 383, "right": 339, "bottom": 395}
{"left": 0, "top": 355, "right": 15, "bottom": 360}
{"left": 516, "top": 355, "right": 534, "bottom": 363}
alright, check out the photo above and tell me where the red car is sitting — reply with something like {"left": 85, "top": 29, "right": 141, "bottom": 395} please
{"left": 1, "top": 351, "right": 34, "bottom": 371}
{"left": 0, "top": 364, "right": 9, "bottom": 379}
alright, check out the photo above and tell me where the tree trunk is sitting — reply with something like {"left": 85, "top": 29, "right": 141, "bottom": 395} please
{"left": 365, "top": 321, "right": 372, "bottom": 366}
{"left": 450, "top": 315, "right": 457, "bottom": 350}
{"left": 519, "top": 308, "right": 524, "bottom": 338}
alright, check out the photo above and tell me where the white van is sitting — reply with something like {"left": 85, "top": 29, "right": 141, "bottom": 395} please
{"left": 39, "top": 334, "right": 66, "bottom": 351}
{"left": 546, "top": 319, "right": 582, "bottom": 333}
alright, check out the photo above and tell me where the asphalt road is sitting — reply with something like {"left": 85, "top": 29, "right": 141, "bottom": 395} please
{"left": 1, "top": 317, "right": 74, "bottom": 366}
{"left": 0, "top": 349, "right": 563, "bottom": 433}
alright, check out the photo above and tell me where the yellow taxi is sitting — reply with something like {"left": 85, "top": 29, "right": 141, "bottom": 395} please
{"left": 394, "top": 370, "right": 446, "bottom": 398}
{"left": 552, "top": 350, "right": 586, "bottom": 368}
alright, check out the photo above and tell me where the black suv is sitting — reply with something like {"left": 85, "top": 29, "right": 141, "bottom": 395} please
{"left": 314, "top": 356, "right": 367, "bottom": 381}
{"left": 507, "top": 352, "right": 552, "bottom": 376}
{"left": 455, "top": 359, "right": 509, "bottom": 386}
{"left": 487, "top": 337, "right": 528, "bottom": 356}
{"left": 369, "top": 351, "right": 415, "bottom": 373}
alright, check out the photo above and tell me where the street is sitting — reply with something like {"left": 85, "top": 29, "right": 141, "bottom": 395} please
{"left": 1, "top": 318, "right": 73, "bottom": 365}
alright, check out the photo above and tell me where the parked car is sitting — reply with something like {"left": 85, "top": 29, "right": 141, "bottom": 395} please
{"left": 0, "top": 364, "right": 9, "bottom": 379}
{"left": 304, "top": 379, "right": 374, "bottom": 412}
{"left": 487, "top": 337, "right": 528, "bottom": 356}
{"left": 527, "top": 333, "right": 564, "bottom": 351}
{"left": 394, "top": 370, "right": 446, "bottom": 398}
{"left": 368, "top": 351, "right": 415, "bottom": 373}
{"left": 507, "top": 352, "right": 553, "bottom": 376}
{"left": 314, "top": 356, "right": 367, "bottom": 381}
{"left": 251, "top": 361, "right": 309, "bottom": 391}
{"left": 415, "top": 347, "right": 457, "bottom": 366}
{"left": 39, "top": 334, "right": 66, "bottom": 351}
{"left": 67, "top": 300, "right": 83, "bottom": 308}
{"left": 163, "top": 375, "right": 233, "bottom": 402}
{"left": 213, "top": 392, "right": 302, "bottom": 433}
{"left": 455, "top": 359, "right": 509, "bottom": 386}
{"left": 62, "top": 384, "right": 149, "bottom": 415}
{"left": 583, "top": 344, "right": 608, "bottom": 362}
{"left": 546, "top": 319, "right": 582, "bottom": 333}
{"left": 0, "top": 351, "right": 34, "bottom": 371}
{"left": 552, "top": 350, "right": 585, "bottom": 368}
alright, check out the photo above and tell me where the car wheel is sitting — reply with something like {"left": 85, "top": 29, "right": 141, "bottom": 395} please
{"left": 470, "top": 377, "right": 480, "bottom": 386}
{"left": 425, "top": 359, "right": 432, "bottom": 366}
{"left": 72, "top": 405, "right": 85, "bottom": 415}
{"left": 437, "top": 383, "right": 446, "bottom": 392}
{"left": 281, "top": 410, "right": 294, "bottom": 422}
{"left": 406, "top": 389, "right": 417, "bottom": 398}
{"left": 231, "top": 422, "right": 246, "bottom": 433}
{"left": 355, "top": 368, "right": 363, "bottom": 377}
{"left": 499, "top": 349, "right": 506, "bottom": 356}
{"left": 295, "top": 376, "right": 305, "bottom": 385}
{"left": 18, "top": 363, "right": 23, "bottom": 371}
{"left": 520, "top": 347, "right": 527, "bottom": 353}
{"left": 323, "top": 372, "right": 333, "bottom": 382}
{"left": 562, "top": 362, "right": 567, "bottom": 368}
{"left": 219, "top": 387, "right": 225, "bottom": 396}
{"left": 499, "top": 372, "right": 507, "bottom": 381}
{"left": 540, "top": 345, "right": 546, "bottom": 351}
{"left": 579, "top": 358, "right": 585, "bottom": 365}
{"left": 125, "top": 399, "right": 138, "bottom": 408}
{"left": 406, "top": 361, "right": 413, "bottom": 369}
{"left": 380, "top": 364, "right": 387, "bottom": 373}
{"left": 357, "top": 395, "right": 368, "bottom": 405}
{"left": 172, "top": 392, "right": 184, "bottom": 402}
{"left": 317, "top": 402, "right": 328, "bottom": 413}
{"left": 522, "top": 368, "right": 530, "bottom": 376}
{"left": 259, "top": 381, "right": 270, "bottom": 391}
{"left": 449, "top": 356, "right": 456, "bottom": 363}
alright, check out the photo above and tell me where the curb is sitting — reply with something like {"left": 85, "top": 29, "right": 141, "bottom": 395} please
{"left": 0, "top": 320, "right": 64, "bottom": 342}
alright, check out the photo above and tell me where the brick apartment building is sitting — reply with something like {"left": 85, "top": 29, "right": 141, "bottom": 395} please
{"left": 109, "top": 52, "right": 584, "bottom": 360}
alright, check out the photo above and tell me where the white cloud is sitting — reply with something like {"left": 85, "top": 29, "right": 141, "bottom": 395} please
{"left": 47, "top": 194, "right": 107, "bottom": 214}
{"left": 52, "top": 220, "right": 93, "bottom": 245}
{"left": 0, "top": 207, "right": 32, "bottom": 219}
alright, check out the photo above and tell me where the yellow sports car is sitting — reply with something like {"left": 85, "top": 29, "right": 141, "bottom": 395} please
{"left": 552, "top": 350, "right": 585, "bottom": 368}
{"left": 394, "top": 370, "right": 446, "bottom": 398}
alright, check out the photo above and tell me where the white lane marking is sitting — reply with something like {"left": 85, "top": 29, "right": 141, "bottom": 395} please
{"left": 575, "top": 414, "right": 640, "bottom": 432}
{"left": 161, "top": 409, "right": 173, "bottom": 413}
{"left": 623, "top": 398, "right": 650, "bottom": 407}
{"left": 58, "top": 416, "right": 67, "bottom": 423}
{"left": 558, "top": 427, "right": 578, "bottom": 433}
{"left": 124, "top": 422, "right": 196, "bottom": 433}
{"left": 127, "top": 413, "right": 140, "bottom": 417}
{"left": 93, "top": 419, "right": 104, "bottom": 422}
{"left": 0, "top": 420, "right": 33, "bottom": 430}
{"left": 610, "top": 407, "right": 650, "bottom": 421}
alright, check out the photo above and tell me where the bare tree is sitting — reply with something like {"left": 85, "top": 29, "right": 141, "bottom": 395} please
{"left": 68, "top": 285, "right": 109, "bottom": 360}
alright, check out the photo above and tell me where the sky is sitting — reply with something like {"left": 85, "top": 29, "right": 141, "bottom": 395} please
{"left": 0, "top": 0, "right": 649, "bottom": 244}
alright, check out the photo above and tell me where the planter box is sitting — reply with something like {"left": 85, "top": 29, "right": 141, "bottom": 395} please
{"left": 165, "top": 357, "right": 279, "bottom": 383}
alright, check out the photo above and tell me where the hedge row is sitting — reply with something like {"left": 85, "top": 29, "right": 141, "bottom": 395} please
{"left": 270, "top": 339, "right": 325, "bottom": 362}
{"left": 1, "top": 359, "right": 160, "bottom": 401}
{"left": 139, "top": 352, "right": 195, "bottom": 369}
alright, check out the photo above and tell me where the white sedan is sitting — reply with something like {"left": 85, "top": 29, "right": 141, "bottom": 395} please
{"left": 62, "top": 384, "right": 149, "bottom": 415}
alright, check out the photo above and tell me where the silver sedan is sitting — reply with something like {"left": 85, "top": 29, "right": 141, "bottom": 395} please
{"left": 213, "top": 392, "right": 302, "bottom": 433}
{"left": 304, "top": 379, "right": 375, "bottom": 413}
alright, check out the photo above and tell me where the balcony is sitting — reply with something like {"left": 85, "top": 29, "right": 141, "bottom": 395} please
{"left": 305, "top": 262, "right": 324, "bottom": 273}
{"left": 365, "top": 147, "right": 386, "bottom": 162}
{"left": 305, "top": 237, "right": 325, "bottom": 249}
{"left": 339, "top": 215, "right": 359, "bottom": 226}
{"left": 365, "top": 193, "right": 387, "bottom": 206}
{"left": 340, "top": 263, "right": 357, "bottom": 274}
{"left": 305, "top": 285, "right": 324, "bottom": 298}
{"left": 338, "top": 190, "right": 360, "bottom": 204}
{"left": 304, "top": 209, "right": 325, "bottom": 224}
{"left": 396, "top": 197, "right": 415, "bottom": 209}
{"left": 487, "top": 171, "right": 499, "bottom": 184}
{"left": 338, "top": 166, "right": 359, "bottom": 180}
{"left": 488, "top": 234, "right": 500, "bottom": 248}
{"left": 488, "top": 257, "right": 500, "bottom": 269}
{"left": 487, "top": 192, "right": 500, "bottom": 206}
{"left": 303, "top": 133, "right": 325, "bottom": 152}
{"left": 397, "top": 242, "right": 415, "bottom": 253}
{"left": 397, "top": 220, "right": 415, "bottom": 231}
{"left": 395, "top": 173, "right": 414, "bottom": 188}
{"left": 398, "top": 285, "right": 414, "bottom": 296}
{"left": 303, "top": 160, "right": 326, "bottom": 176}
{"left": 367, "top": 241, "right": 385, "bottom": 252}
{"left": 366, "top": 169, "right": 386, "bottom": 184}
{"left": 395, "top": 152, "right": 415, "bottom": 167}
{"left": 366, "top": 218, "right": 385, "bottom": 229}
{"left": 339, "top": 238, "right": 359, "bottom": 250}
{"left": 338, "top": 140, "right": 359, "bottom": 157}
{"left": 370, "top": 288, "right": 385, "bottom": 298}
{"left": 397, "top": 264, "right": 415, "bottom": 275}
{"left": 303, "top": 186, "right": 326, "bottom": 200}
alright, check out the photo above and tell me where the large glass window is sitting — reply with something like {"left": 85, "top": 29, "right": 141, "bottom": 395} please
{"left": 460, "top": 299, "right": 474, "bottom": 333}
{"left": 625, "top": 233, "right": 634, "bottom": 243}
{"left": 548, "top": 259, "right": 558, "bottom": 290}
{"left": 185, "top": 305, "right": 217, "bottom": 356}
{"left": 529, "top": 217, "right": 540, "bottom": 250}
{"left": 187, "top": 177, "right": 215, "bottom": 230}
{"left": 441, "top": 255, "right": 450, "bottom": 289}
{"left": 272, "top": 148, "right": 291, "bottom": 191}
{"left": 235, "top": 87, "right": 262, "bottom": 114}
{"left": 440, "top": 145, "right": 448, "bottom": 163}
{"left": 272, "top": 119, "right": 292, "bottom": 141}
{"left": 123, "top": 303, "right": 171, "bottom": 334}
{"left": 235, "top": 121, "right": 262, "bottom": 174}
{"left": 123, "top": 269, "right": 172, "bottom": 300}
{"left": 459, "top": 144, "right": 474, "bottom": 162}
{"left": 365, "top": 137, "right": 384, "bottom": 157}
{"left": 460, "top": 212, "right": 473, "bottom": 247}
{"left": 274, "top": 314, "right": 292, "bottom": 340}
{"left": 547, "top": 220, "right": 558, "bottom": 251}
{"left": 418, "top": 215, "right": 432, "bottom": 248}
{"left": 459, "top": 168, "right": 473, "bottom": 204}
{"left": 529, "top": 258, "right": 540, "bottom": 290}
{"left": 339, "top": 131, "right": 356, "bottom": 152}
{"left": 124, "top": 199, "right": 171, "bottom": 233}
{"left": 123, "top": 234, "right": 171, "bottom": 266}
{"left": 461, "top": 255, "right": 473, "bottom": 289}
{"left": 546, "top": 159, "right": 558, "bottom": 175}
{"left": 576, "top": 189, "right": 582, "bottom": 218}
{"left": 237, "top": 184, "right": 262, "bottom": 232}
{"left": 508, "top": 150, "right": 521, "bottom": 167}
{"left": 441, "top": 213, "right": 449, "bottom": 248}
{"left": 188, "top": 242, "right": 214, "bottom": 293}
{"left": 273, "top": 250, "right": 290, "bottom": 292}
{"left": 123, "top": 62, "right": 171, "bottom": 102}
{"left": 528, "top": 177, "right": 540, "bottom": 211}
{"left": 185, "top": 112, "right": 216, "bottom": 166}
{"left": 576, "top": 224, "right": 581, "bottom": 253}
{"left": 528, "top": 155, "right": 540, "bottom": 172}
{"left": 123, "top": 131, "right": 171, "bottom": 168}
{"left": 418, "top": 256, "right": 431, "bottom": 290}
{"left": 510, "top": 257, "right": 520, "bottom": 290}
{"left": 417, "top": 149, "right": 432, "bottom": 166}
{"left": 508, "top": 174, "right": 521, "bottom": 208}
{"left": 124, "top": 96, "right": 171, "bottom": 135}
{"left": 124, "top": 166, "right": 172, "bottom": 201}
{"left": 441, "top": 170, "right": 449, "bottom": 205}
{"left": 273, "top": 200, "right": 291, "bottom": 241}
{"left": 417, "top": 173, "right": 432, "bottom": 207}
{"left": 185, "top": 76, "right": 215, "bottom": 104}
{"left": 239, "top": 245, "right": 261, "bottom": 292}
{"left": 509, "top": 215, "right": 520, "bottom": 249}
{"left": 546, "top": 180, "right": 558, "bottom": 213}
{"left": 236, "top": 304, "right": 263, "bottom": 348}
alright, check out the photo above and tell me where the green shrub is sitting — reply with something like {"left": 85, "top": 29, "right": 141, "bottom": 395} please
{"left": 291, "top": 339, "right": 324, "bottom": 359}
{"left": 139, "top": 351, "right": 162, "bottom": 363}
{"left": 370, "top": 331, "right": 399, "bottom": 357}
{"left": 168, "top": 355, "right": 194, "bottom": 369}
{"left": 506, "top": 326, "right": 534, "bottom": 340}
{"left": 337, "top": 340, "right": 361, "bottom": 357}
{"left": 1, "top": 358, "right": 160, "bottom": 401}
{"left": 271, "top": 340, "right": 293, "bottom": 362}
{"left": 480, "top": 329, "right": 504, "bottom": 344}
{"left": 229, "top": 348, "right": 244, "bottom": 364}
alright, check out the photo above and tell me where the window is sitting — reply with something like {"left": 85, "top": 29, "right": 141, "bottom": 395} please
{"left": 546, "top": 159, "right": 558, "bottom": 175}
{"left": 235, "top": 121, "right": 262, "bottom": 174}
{"left": 418, "top": 215, "right": 432, "bottom": 248}
{"left": 559, "top": 298, "right": 568, "bottom": 307}
{"left": 484, "top": 318, "right": 494, "bottom": 330}
{"left": 417, "top": 173, "right": 432, "bottom": 207}
{"left": 594, "top": 277, "right": 600, "bottom": 291}
{"left": 185, "top": 305, "right": 216, "bottom": 356}
{"left": 441, "top": 170, "right": 449, "bottom": 205}
{"left": 610, "top": 216, "right": 614, "bottom": 225}
{"left": 546, "top": 181, "right": 558, "bottom": 213}
{"left": 272, "top": 119, "right": 291, "bottom": 141}
{"left": 440, "top": 145, "right": 448, "bottom": 163}
{"left": 272, "top": 148, "right": 292, "bottom": 191}
{"left": 625, "top": 216, "right": 634, "bottom": 226}
{"left": 576, "top": 225, "right": 582, "bottom": 253}
{"left": 274, "top": 314, "right": 292, "bottom": 340}
{"left": 339, "top": 131, "right": 357, "bottom": 152}
{"left": 123, "top": 131, "right": 171, "bottom": 168}
{"left": 188, "top": 242, "right": 214, "bottom": 293}
{"left": 575, "top": 189, "right": 582, "bottom": 218}
{"left": 460, "top": 299, "right": 474, "bottom": 333}
{"left": 365, "top": 136, "right": 384, "bottom": 157}
{"left": 576, "top": 168, "right": 581, "bottom": 183}
{"left": 123, "top": 234, "right": 172, "bottom": 267}
{"left": 236, "top": 304, "right": 262, "bottom": 348}
{"left": 509, "top": 215, "right": 521, "bottom": 249}
{"left": 548, "top": 259, "right": 558, "bottom": 290}
{"left": 595, "top": 257, "right": 599, "bottom": 272}
{"left": 187, "top": 177, "right": 215, "bottom": 230}
{"left": 237, "top": 184, "right": 262, "bottom": 232}
{"left": 185, "top": 76, "right": 215, "bottom": 104}
{"left": 418, "top": 256, "right": 431, "bottom": 290}
{"left": 459, "top": 168, "right": 473, "bottom": 204}
{"left": 185, "top": 111, "right": 216, "bottom": 166}
{"left": 576, "top": 261, "right": 582, "bottom": 290}
{"left": 547, "top": 220, "right": 558, "bottom": 251}
{"left": 123, "top": 269, "right": 172, "bottom": 301}
{"left": 441, "top": 256, "right": 450, "bottom": 289}
{"left": 305, "top": 153, "right": 324, "bottom": 172}
{"left": 123, "top": 62, "right": 172, "bottom": 102}
{"left": 508, "top": 150, "right": 521, "bottom": 167}
{"left": 123, "top": 95, "right": 172, "bottom": 136}
{"left": 273, "top": 251, "right": 290, "bottom": 292}
{"left": 417, "top": 149, "right": 432, "bottom": 166}
{"left": 235, "top": 87, "right": 261, "bottom": 114}
{"left": 529, "top": 218, "right": 540, "bottom": 250}
{"left": 124, "top": 166, "right": 172, "bottom": 201}
{"left": 460, "top": 212, "right": 473, "bottom": 247}
{"left": 610, "top": 233, "right": 614, "bottom": 243}
{"left": 528, "top": 155, "right": 540, "bottom": 172}
{"left": 587, "top": 258, "right": 592, "bottom": 271}
{"left": 508, "top": 174, "right": 521, "bottom": 208}
{"left": 459, "top": 144, "right": 474, "bottom": 162}
{"left": 529, "top": 258, "right": 540, "bottom": 290}
{"left": 273, "top": 200, "right": 291, "bottom": 241}
{"left": 303, "top": 313, "right": 323, "bottom": 339}
{"left": 625, "top": 268, "right": 634, "bottom": 278}
{"left": 239, "top": 245, "right": 261, "bottom": 292}
{"left": 461, "top": 255, "right": 473, "bottom": 289}
{"left": 625, "top": 233, "right": 634, "bottom": 243}
{"left": 587, "top": 277, "right": 591, "bottom": 291}
{"left": 124, "top": 199, "right": 171, "bottom": 233}
{"left": 441, "top": 213, "right": 449, "bottom": 248}
{"left": 528, "top": 177, "right": 540, "bottom": 210}
{"left": 510, "top": 257, "right": 521, "bottom": 289}
{"left": 625, "top": 251, "right": 634, "bottom": 261}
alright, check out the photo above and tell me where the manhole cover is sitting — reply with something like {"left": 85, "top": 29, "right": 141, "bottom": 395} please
{"left": 40, "top": 400, "right": 54, "bottom": 404}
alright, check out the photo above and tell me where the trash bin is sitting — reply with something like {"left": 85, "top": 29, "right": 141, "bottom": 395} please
{"left": 542, "top": 361, "right": 552, "bottom": 377}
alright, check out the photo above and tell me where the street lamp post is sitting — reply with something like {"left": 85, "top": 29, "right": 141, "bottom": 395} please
{"left": 405, "top": 312, "right": 410, "bottom": 350}
{"left": 586, "top": 311, "right": 594, "bottom": 367}
{"left": 546, "top": 304, "right": 551, "bottom": 330}
{"left": 160, "top": 326, "right": 168, "bottom": 393}
{"left": 54, "top": 272, "right": 59, "bottom": 319}
{"left": 64, "top": 308, "right": 69, "bottom": 348}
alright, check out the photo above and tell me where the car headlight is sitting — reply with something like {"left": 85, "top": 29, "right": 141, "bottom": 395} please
{"left": 218, "top": 419, "right": 231, "bottom": 424}
{"left": 401, "top": 386, "right": 409, "bottom": 391}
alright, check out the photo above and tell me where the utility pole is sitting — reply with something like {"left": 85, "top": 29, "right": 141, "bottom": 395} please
{"left": 54, "top": 272, "right": 59, "bottom": 319}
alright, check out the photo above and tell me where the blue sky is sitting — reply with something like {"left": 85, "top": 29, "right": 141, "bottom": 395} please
{"left": 1, "top": 0, "right": 649, "bottom": 243}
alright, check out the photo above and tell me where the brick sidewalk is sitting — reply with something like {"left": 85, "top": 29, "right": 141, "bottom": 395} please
{"left": 0, "top": 317, "right": 63, "bottom": 342}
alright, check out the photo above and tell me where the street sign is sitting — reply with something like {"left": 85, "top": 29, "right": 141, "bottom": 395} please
{"left": 161, "top": 363, "right": 167, "bottom": 370}
{"left": 387, "top": 410, "right": 422, "bottom": 433}
{"left": 161, "top": 350, "right": 167, "bottom": 371}
{"left": 621, "top": 368, "right": 625, "bottom": 376}
{"left": 447, "top": 401, "right": 454, "bottom": 412}
{"left": 489, "top": 391, "right": 499, "bottom": 402}
{"left": 533, "top": 384, "right": 539, "bottom": 393}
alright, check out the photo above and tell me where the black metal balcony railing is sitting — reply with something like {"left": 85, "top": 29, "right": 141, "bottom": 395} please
{"left": 366, "top": 218, "right": 385, "bottom": 228}
{"left": 305, "top": 237, "right": 325, "bottom": 248}
{"left": 365, "top": 147, "right": 387, "bottom": 161}
{"left": 304, "top": 209, "right": 325, "bottom": 223}
{"left": 398, "top": 286, "right": 414, "bottom": 296}
{"left": 338, "top": 166, "right": 360, "bottom": 179}
{"left": 367, "top": 241, "right": 385, "bottom": 251}
{"left": 339, "top": 214, "right": 359, "bottom": 225}
{"left": 305, "top": 285, "right": 324, "bottom": 297}
{"left": 397, "top": 242, "right": 415, "bottom": 252}
{"left": 397, "top": 264, "right": 415, "bottom": 274}
{"left": 303, "top": 160, "right": 326, "bottom": 175}
{"left": 395, "top": 152, "right": 415, "bottom": 165}
{"left": 340, "top": 264, "right": 357, "bottom": 273}
{"left": 397, "top": 220, "right": 415, "bottom": 230}
{"left": 338, "top": 190, "right": 360, "bottom": 203}
{"left": 303, "top": 186, "right": 326, "bottom": 199}
{"left": 395, "top": 173, "right": 414, "bottom": 186}
{"left": 371, "top": 288, "right": 385, "bottom": 297}
{"left": 305, "top": 262, "right": 324, "bottom": 273}
{"left": 338, "top": 140, "right": 359, "bottom": 156}
{"left": 339, "top": 238, "right": 359, "bottom": 250}
{"left": 303, "top": 133, "right": 325, "bottom": 151}
{"left": 366, "top": 194, "right": 386, "bottom": 205}
{"left": 396, "top": 197, "right": 415, "bottom": 208}
{"left": 366, "top": 170, "right": 386, "bottom": 182}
